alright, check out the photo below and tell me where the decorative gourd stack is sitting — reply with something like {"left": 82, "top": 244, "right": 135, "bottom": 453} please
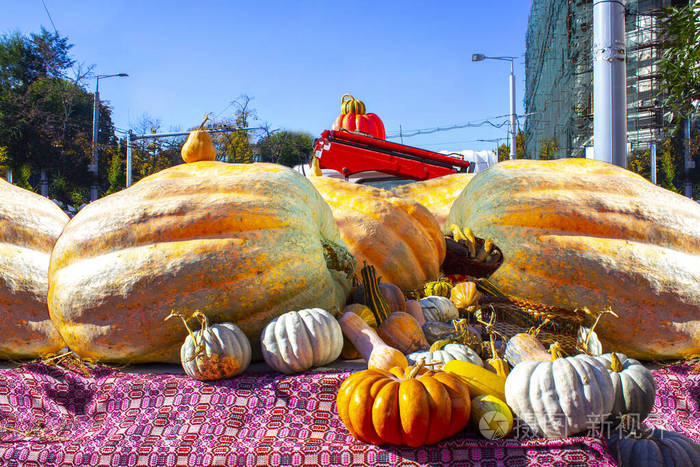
{"left": 332, "top": 94, "right": 386, "bottom": 139}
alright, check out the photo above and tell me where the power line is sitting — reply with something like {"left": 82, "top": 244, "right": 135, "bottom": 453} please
{"left": 386, "top": 113, "right": 534, "bottom": 139}
{"left": 41, "top": 0, "right": 58, "bottom": 34}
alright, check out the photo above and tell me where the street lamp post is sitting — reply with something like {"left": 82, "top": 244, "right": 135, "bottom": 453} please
{"left": 91, "top": 73, "right": 128, "bottom": 202}
{"left": 472, "top": 54, "right": 517, "bottom": 160}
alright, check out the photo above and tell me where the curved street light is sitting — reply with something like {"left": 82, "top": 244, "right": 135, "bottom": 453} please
{"left": 90, "top": 73, "right": 129, "bottom": 202}
{"left": 472, "top": 54, "right": 517, "bottom": 160}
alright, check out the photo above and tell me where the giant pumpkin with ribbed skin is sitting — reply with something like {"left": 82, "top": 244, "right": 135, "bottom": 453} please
{"left": 0, "top": 179, "right": 68, "bottom": 359}
{"left": 392, "top": 173, "right": 474, "bottom": 229}
{"left": 48, "top": 162, "right": 355, "bottom": 363}
{"left": 308, "top": 176, "right": 445, "bottom": 291}
{"left": 446, "top": 158, "right": 700, "bottom": 360}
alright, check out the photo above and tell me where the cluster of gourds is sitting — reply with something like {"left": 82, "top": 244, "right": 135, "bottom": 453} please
{"left": 332, "top": 275, "right": 699, "bottom": 465}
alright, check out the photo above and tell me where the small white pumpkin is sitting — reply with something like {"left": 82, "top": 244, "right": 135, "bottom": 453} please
{"left": 261, "top": 308, "right": 343, "bottom": 374}
{"left": 419, "top": 296, "right": 459, "bottom": 322}
{"left": 407, "top": 342, "right": 483, "bottom": 370}
{"left": 168, "top": 311, "right": 251, "bottom": 381}
{"left": 597, "top": 352, "right": 656, "bottom": 423}
{"left": 505, "top": 351, "right": 614, "bottom": 438}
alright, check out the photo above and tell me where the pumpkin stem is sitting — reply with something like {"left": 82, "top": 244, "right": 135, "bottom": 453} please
{"left": 360, "top": 263, "right": 392, "bottom": 325}
{"left": 192, "top": 311, "right": 210, "bottom": 335}
{"left": 582, "top": 307, "right": 617, "bottom": 353}
{"left": 197, "top": 113, "right": 212, "bottom": 131}
{"left": 341, "top": 94, "right": 354, "bottom": 104}
{"left": 548, "top": 341, "right": 566, "bottom": 361}
{"left": 528, "top": 318, "right": 551, "bottom": 338}
{"left": 407, "top": 360, "right": 426, "bottom": 379}
{"left": 610, "top": 352, "right": 624, "bottom": 373}
{"left": 165, "top": 310, "right": 204, "bottom": 359}
{"left": 430, "top": 339, "right": 451, "bottom": 352}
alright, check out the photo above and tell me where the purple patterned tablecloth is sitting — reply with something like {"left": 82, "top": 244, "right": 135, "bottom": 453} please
{"left": 0, "top": 361, "right": 696, "bottom": 466}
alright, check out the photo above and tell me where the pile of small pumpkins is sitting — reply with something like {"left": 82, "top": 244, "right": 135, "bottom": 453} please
{"left": 1, "top": 110, "right": 699, "bottom": 465}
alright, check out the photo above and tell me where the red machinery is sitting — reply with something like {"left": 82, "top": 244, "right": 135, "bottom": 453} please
{"left": 312, "top": 130, "right": 470, "bottom": 181}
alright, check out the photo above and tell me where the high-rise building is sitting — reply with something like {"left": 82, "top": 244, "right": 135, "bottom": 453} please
{"left": 524, "top": 0, "right": 684, "bottom": 159}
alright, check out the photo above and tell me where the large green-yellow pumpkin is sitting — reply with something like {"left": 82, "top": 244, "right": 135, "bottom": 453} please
{"left": 446, "top": 158, "right": 700, "bottom": 360}
{"left": 0, "top": 179, "right": 68, "bottom": 359}
{"left": 392, "top": 173, "right": 474, "bottom": 229}
{"left": 308, "top": 176, "right": 445, "bottom": 291}
{"left": 48, "top": 162, "right": 355, "bottom": 363}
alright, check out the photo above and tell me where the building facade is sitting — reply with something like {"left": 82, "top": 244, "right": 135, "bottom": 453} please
{"left": 524, "top": 0, "right": 683, "bottom": 159}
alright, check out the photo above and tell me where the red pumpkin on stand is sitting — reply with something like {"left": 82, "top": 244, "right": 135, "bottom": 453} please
{"left": 332, "top": 94, "right": 386, "bottom": 139}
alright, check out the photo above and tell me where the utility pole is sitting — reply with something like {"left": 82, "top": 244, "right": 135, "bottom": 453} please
{"left": 90, "top": 73, "right": 128, "bottom": 202}
{"left": 592, "top": 0, "right": 627, "bottom": 167}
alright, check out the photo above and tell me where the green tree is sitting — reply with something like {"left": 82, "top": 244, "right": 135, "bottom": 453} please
{"left": 215, "top": 95, "right": 257, "bottom": 163}
{"left": 0, "top": 29, "right": 112, "bottom": 204}
{"left": 496, "top": 130, "right": 526, "bottom": 161}
{"left": 660, "top": 4, "right": 700, "bottom": 197}
{"left": 659, "top": 4, "right": 700, "bottom": 122}
{"left": 538, "top": 137, "right": 559, "bottom": 160}
{"left": 257, "top": 130, "right": 314, "bottom": 167}
{"left": 129, "top": 114, "right": 183, "bottom": 182}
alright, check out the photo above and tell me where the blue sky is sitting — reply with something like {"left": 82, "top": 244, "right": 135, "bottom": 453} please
{"left": 3, "top": 1, "right": 531, "bottom": 153}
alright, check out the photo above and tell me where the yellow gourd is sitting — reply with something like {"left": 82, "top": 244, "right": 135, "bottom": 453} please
{"left": 181, "top": 115, "right": 216, "bottom": 163}
{"left": 471, "top": 395, "right": 513, "bottom": 439}
{"left": 443, "top": 359, "right": 507, "bottom": 401}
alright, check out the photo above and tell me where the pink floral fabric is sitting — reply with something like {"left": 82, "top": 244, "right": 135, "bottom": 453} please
{"left": 0, "top": 361, "right": 695, "bottom": 466}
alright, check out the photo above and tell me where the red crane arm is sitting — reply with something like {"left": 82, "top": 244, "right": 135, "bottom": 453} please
{"left": 312, "top": 130, "right": 469, "bottom": 181}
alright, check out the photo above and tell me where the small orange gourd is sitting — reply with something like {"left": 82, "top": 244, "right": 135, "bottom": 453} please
{"left": 181, "top": 115, "right": 216, "bottom": 163}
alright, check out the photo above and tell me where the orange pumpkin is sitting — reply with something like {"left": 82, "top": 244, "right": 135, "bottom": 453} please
{"left": 308, "top": 176, "right": 445, "bottom": 291}
{"left": 447, "top": 158, "right": 700, "bottom": 360}
{"left": 48, "top": 162, "right": 355, "bottom": 363}
{"left": 336, "top": 364, "right": 471, "bottom": 446}
{"left": 332, "top": 94, "right": 385, "bottom": 139}
{"left": 392, "top": 173, "right": 474, "bottom": 229}
{"left": 0, "top": 179, "right": 68, "bottom": 359}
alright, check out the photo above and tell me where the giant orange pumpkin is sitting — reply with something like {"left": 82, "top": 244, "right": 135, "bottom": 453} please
{"left": 392, "top": 173, "right": 474, "bottom": 229}
{"left": 336, "top": 365, "right": 471, "bottom": 446}
{"left": 308, "top": 176, "right": 445, "bottom": 291}
{"left": 0, "top": 179, "right": 67, "bottom": 359}
{"left": 446, "top": 158, "right": 700, "bottom": 360}
{"left": 48, "top": 162, "right": 355, "bottom": 363}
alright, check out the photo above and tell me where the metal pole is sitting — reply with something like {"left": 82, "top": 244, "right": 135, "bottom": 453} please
{"left": 650, "top": 142, "right": 656, "bottom": 184}
{"left": 5, "top": 169, "right": 11, "bottom": 183}
{"left": 685, "top": 117, "right": 693, "bottom": 197}
{"left": 592, "top": 0, "right": 627, "bottom": 167}
{"left": 126, "top": 131, "right": 133, "bottom": 187}
{"left": 90, "top": 78, "right": 100, "bottom": 201}
{"left": 509, "top": 60, "right": 517, "bottom": 160}
{"left": 40, "top": 169, "right": 49, "bottom": 197}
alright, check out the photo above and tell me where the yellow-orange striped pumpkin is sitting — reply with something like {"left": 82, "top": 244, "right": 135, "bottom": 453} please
{"left": 48, "top": 162, "right": 355, "bottom": 363}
